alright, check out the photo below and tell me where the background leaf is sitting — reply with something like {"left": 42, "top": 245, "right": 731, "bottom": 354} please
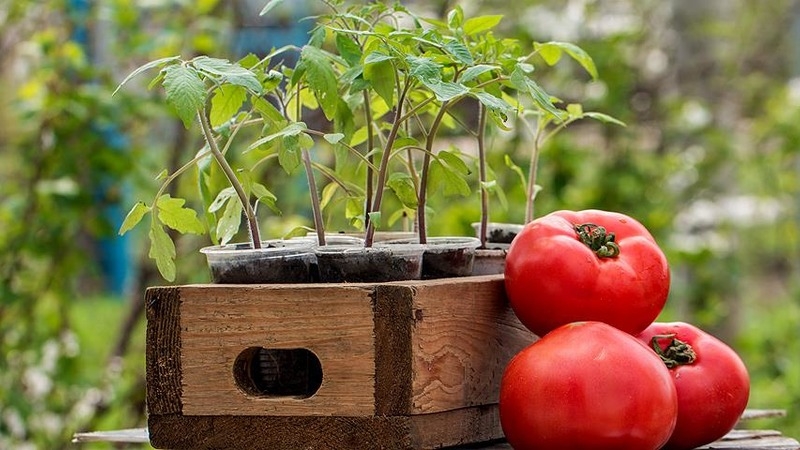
{"left": 463, "top": 15, "right": 503, "bottom": 35}
{"left": 536, "top": 41, "right": 598, "bottom": 79}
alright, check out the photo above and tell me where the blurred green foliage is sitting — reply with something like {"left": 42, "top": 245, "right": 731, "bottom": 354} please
{"left": 1, "top": 0, "right": 799, "bottom": 447}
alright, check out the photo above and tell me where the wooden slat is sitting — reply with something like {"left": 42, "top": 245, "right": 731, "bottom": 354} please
{"left": 471, "top": 430, "right": 800, "bottom": 450}
{"left": 373, "top": 284, "right": 415, "bottom": 415}
{"left": 178, "top": 284, "right": 377, "bottom": 416}
{"left": 409, "top": 276, "right": 536, "bottom": 414}
{"left": 145, "top": 287, "right": 182, "bottom": 416}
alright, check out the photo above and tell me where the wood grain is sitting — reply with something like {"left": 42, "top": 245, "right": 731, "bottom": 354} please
{"left": 373, "top": 284, "right": 415, "bottom": 415}
{"left": 178, "top": 284, "right": 377, "bottom": 416}
{"left": 145, "top": 286, "right": 182, "bottom": 415}
{"left": 143, "top": 276, "right": 538, "bottom": 448}
{"left": 408, "top": 275, "right": 537, "bottom": 413}
{"left": 148, "top": 407, "right": 504, "bottom": 450}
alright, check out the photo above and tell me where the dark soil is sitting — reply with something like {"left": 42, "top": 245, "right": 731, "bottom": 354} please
{"left": 209, "top": 254, "right": 314, "bottom": 284}
{"left": 315, "top": 249, "right": 422, "bottom": 283}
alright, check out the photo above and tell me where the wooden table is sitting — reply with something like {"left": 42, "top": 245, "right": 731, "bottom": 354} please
{"left": 73, "top": 427, "right": 800, "bottom": 449}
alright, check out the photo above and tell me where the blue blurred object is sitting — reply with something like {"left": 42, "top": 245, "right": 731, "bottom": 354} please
{"left": 70, "top": 0, "right": 133, "bottom": 297}
{"left": 232, "top": 0, "right": 315, "bottom": 62}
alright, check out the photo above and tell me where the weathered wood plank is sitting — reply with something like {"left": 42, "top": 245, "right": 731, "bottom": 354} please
{"left": 145, "top": 287, "right": 182, "bottom": 416}
{"left": 469, "top": 429, "right": 800, "bottom": 450}
{"left": 147, "top": 408, "right": 504, "bottom": 450}
{"left": 373, "top": 284, "right": 416, "bottom": 415}
{"left": 409, "top": 277, "right": 536, "bottom": 414}
{"left": 178, "top": 284, "right": 377, "bottom": 416}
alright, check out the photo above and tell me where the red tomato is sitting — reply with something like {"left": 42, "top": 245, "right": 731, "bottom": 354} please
{"left": 504, "top": 209, "right": 670, "bottom": 336}
{"left": 499, "top": 321, "right": 678, "bottom": 450}
{"left": 636, "top": 322, "right": 750, "bottom": 450}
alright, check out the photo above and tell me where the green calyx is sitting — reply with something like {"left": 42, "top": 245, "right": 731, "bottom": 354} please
{"left": 650, "top": 334, "right": 697, "bottom": 369}
{"left": 574, "top": 223, "right": 620, "bottom": 258}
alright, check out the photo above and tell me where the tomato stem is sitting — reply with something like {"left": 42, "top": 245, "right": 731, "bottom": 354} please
{"left": 574, "top": 223, "right": 620, "bottom": 258}
{"left": 650, "top": 334, "right": 697, "bottom": 368}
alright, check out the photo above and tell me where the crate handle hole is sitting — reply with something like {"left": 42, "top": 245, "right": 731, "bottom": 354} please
{"left": 233, "top": 347, "right": 322, "bottom": 399}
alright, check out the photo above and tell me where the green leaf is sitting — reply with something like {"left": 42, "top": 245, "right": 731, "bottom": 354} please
{"left": 584, "top": 111, "right": 626, "bottom": 127}
{"left": 190, "top": 56, "right": 233, "bottom": 75}
{"left": 350, "top": 126, "right": 369, "bottom": 147}
{"left": 511, "top": 65, "right": 562, "bottom": 119}
{"left": 298, "top": 46, "right": 339, "bottom": 120}
{"left": 430, "top": 158, "right": 470, "bottom": 197}
{"left": 387, "top": 173, "right": 419, "bottom": 208}
{"left": 323, "top": 133, "right": 345, "bottom": 144}
{"left": 308, "top": 25, "right": 326, "bottom": 48}
{"left": 253, "top": 97, "right": 285, "bottom": 125}
{"left": 438, "top": 150, "right": 470, "bottom": 175}
{"left": 474, "top": 91, "right": 513, "bottom": 120}
{"left": 162, "top": 64, "right": 205, "bottom": 128}
{"left": 155, "top": 194, "right": 205, "bottom": 234}
{"left": 149, "top": 222, "right": 176, "bottom": 282}
{"left": 238, "top": 53, "right": 260, "bottom": 69}
{"left": 364, "top": 59, "right": 395, "bottom": 106}
{"left": 279, "top": 135, "right": 302, "bottom": 174}
{"left": 367, "top": 211, "right": 382, "bottom": 229}
{"left": 407, "top": 56, "right": 442, "bottom": 85}
{"left": 191, "top": 56, "right": 261, "bottom": 92}
{"left": 392, "top": 136, "right": 421, "bottom": 150}
{"left": 252, "top": 182, "right": 280, "bottom": 214}
{"left": 364, "top": 51, "right": 395, "bottom": 65}
{"left": 119, "top": 202, "right": 150, "bottom": 235}
{"left": 259, "top": 0, "right": 284, "bottom": 16}
{"left": 345, "top": 196, "right": 364, "bottom": 222}
{"left": 336, "top": 33, "right": 362, "bottom": 67}
{"left": 566, "top": 103, "right": 584, "bottom": 117}
{"left": 536, "top": 41, "right": 598, "bottom": 79}
{"left": 425, "top": 80, "right": 469, "bottom": 102}
{"left": 210, "top": 85, "right": 247, "bottom": 127}
{"left": 209, "top": 187, "right": 236, "bottom": 213}
{"left": 504, "top": 154, "right": 527, "bottom": 189}
{"left": 463, "top": 15, "right": 503, "bottom": 35}
{"left": 248, "top": 121, "right": 307, "bottom": 151}
{"left": 460, "top": 64, "right": 499, "bottom": 84}
{"left": 536, "top": 43, "right": 563, "bottom": 66}
{"left": 446, "top": 6, "right": 464, "bottom": 30}
{"left": 320, "top": 182, "right": 339, "bottom": 210}
{"left": 113, "top": 55, "right": 180, "bottom": 96}
{"left": 444, "top": 41, "right": 474, "bottom": 65}
{"left": 216, "top": 196, "right": 242, "bottom": 246}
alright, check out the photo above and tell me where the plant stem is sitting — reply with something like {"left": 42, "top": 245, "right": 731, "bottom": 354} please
{"left": 363, "top": 90, "right": 375, "bottom": 233}
{"left": 297, "top": 83, "right": 326, "bottom": 246}
{"left": 364, "top": 80, "right": 411, "bottom": 247}
{"left": 302, "top": 147, "right": 326, "bottom": 246}
{"left": 525, "top": 120, "right": 544, "bottom": 224}
{"left": 416, "top": 100, "right": 450, "bottom": 244}
{"left": 198, "top": 109, "right": 262, "bottom": 249}
{"left": 477, "top": 103, "right": 489, "bottom": 248}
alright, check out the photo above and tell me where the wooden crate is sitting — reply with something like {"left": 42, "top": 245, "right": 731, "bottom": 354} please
{"left": 145, "top": 274, "right": 536, "bottom": 449}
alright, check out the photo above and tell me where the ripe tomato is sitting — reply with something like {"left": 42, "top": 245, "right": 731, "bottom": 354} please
{"left": 499, "top": 322, "right": 678, "bottom": 450}
{"left": 504, "top": 209, "right": 670, "bottom": 336}
{"left": 636, "top": 322, "right": 750, "bottom": 450}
